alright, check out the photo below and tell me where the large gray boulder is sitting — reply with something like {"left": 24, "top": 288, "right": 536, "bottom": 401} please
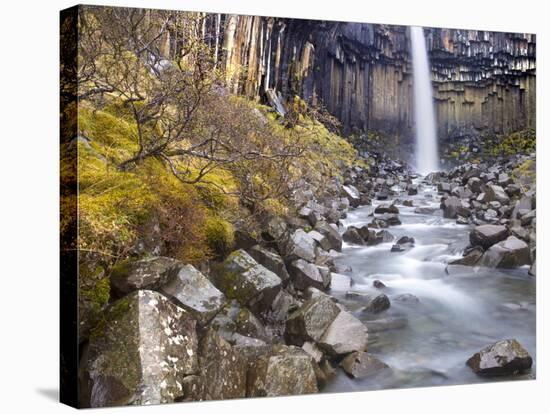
{"left": 212, "top": 250, "right": 282, "bottom": 313}
{"left": 442, "top": 196, "right": 470, "bottom": 219}
{"left": 109, "top": 257, "right": 180, "bottom": 297}
{"left": 466, "top": 339, "right": 532, "bottom": 376}
{"left": 288, "top": 259, "right": 330, "bottom": 291}
{"left": 160, "top": 264, "right": 225, "bottom": 326}
{"left": 478, "top": 236, "right": 531, "bottom": 268}
{"left": 318, "top": 311, "right": 368, "bottom": 356}
{"left": 285, "top": 295, "right": 341, "bottom": 345}
{"left": 196, "top": 329, "right": 247, "bottom": 400}
{"left": 283, "top": 229, "right": 317, "bottom": 262}
{"left": 87, "top": 290, "right": 198, "bottom": 407}
{"left": 314, "top": 221, "right": 343, "bottom": 252}
{"left": 485, "top": 185, "right": 510, "bottom": 205}
{"left": 248, "top": 245, "right": 290, "bottom": 282}
{"left": 341, "top": 352, "right": 389, "bottom": 379}
{"left": 470, "top": 225, "right": 510, "bottom": 249}
{"left": 247, "top": 345, "right": 318, "bottom": 397}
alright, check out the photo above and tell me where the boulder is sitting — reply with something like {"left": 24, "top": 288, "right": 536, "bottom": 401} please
{"left": 283, "top": 229, "right": 317, "bottom": 262}
{"left": 367, "top": 230, "right": 394, "bottom": 246}
{"left": 390, "top": 236, "right": 415, "bottom": 252}
{"left": 247, "top": 345, "right": 318, "bottom": 397}
{"left": 442, "top": 196, "right": 470, "bottom": 219}
{"left": 262, "top": 216, "right": 288, "bottom": 242}
{"left": 197, "top": 329, "right": 247, "bottom": 400}
{"left": 268, "top": 290, "right": 301, "bottom": 322}
{"left": 369, "top": 218, "right": 389, "bottom": 229}
{"left": 213, "top": 250, "right": 282, "bottom": 313}
{"left": 467, "top": 177, "right": 482, "bottom": 193}
{"left": 478, "top": 236, "right": 531, "bottom": 268}
{"left": 407, "top": 185, "right": 418, "bottom": 196}
{"left": 248, "top": 245, "right": 290, "bottom": 282}
{"left": 285, "top": 296, "right": 341, "bottom": 345}
{"left": 109, "top": 257, "right": 180, "bottom": 297}
{"left": 363, "top": 294, "right": 390, "bottom": 314}
{"left": 470, "top": 225, "right": 510, "bottom": 249}
{"left": 308, "top": 230, "right": 332, "bottom": 251}
{"left": 234, "top": 308, "right": 270, "bottom": 342}
{"left": 87, "top": 291, "right": 197, "bottom": 407}
{"left": 341, "top": 352, "right": 389, "bottom": 379}
{"left": 318, "top": 311, "right": 369, "bottom": 356}
{"left": 485, "top": 185, "right": 510, "bottom": 205}
{"left": 342, "top": 185, "right": 361, "bottom": 208}
{"left": 466, "top": 339, "right": 533, "bottom": 376}
{"left": 380, "top": 213, "right": 402, "bottom": 226}
{"left": 374, "top": 204, "right": 399, "bottom": 214}
{"left": 288, "top": 259, "right": 330, "bottom": 291}
{"left": 314, "top": 221, "right": 343, "bottom": 252}
{"left": 449, "top": 246, "right": 484, "bottom": 266}
{"left": 373, "top": 280, "right": 386, "bottom": 289}
{"left": 159, "top": 264, "right": 226, "bottom": 326}
{"left": 343, "top": 226, "right": 366, "bottom": 245}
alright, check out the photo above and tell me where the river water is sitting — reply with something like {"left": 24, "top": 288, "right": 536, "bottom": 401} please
{"left": 324, "top": 178, "right": 536, "bottom": 392}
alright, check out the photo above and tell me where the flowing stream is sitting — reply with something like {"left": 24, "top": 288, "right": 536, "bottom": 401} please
{"left": 411, "top": 26, "right": 439, "bottom": 174}
{"left": 324, "top": 179, "right": 536, "bottom": 392}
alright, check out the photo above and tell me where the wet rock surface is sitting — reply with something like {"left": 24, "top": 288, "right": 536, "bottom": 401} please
{"left": 341, "top": 352, "right": 390, "bottom": 379}
{"left": 466, "top": 339, "right": 533, "bottom": 376}
{"left": 79, "top": 148, "right": 536, "bottom": 405}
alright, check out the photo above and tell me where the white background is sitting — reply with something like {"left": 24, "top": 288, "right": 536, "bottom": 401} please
{"left": 0, "top": 0, "right": 546, "bottom": 412}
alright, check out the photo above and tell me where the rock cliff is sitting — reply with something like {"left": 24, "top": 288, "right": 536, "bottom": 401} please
{"left": 214, "top": 15, "right": 535, "bottom": 142}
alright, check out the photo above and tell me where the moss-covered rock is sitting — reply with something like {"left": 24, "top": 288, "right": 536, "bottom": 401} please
{"left": 212, "top": 249, "right": 282, "bottom": 314}
{"left": 87, "top": 290, "right": 198, "bottom": 407}
{"left": 109, "top": 256, "right": 180, "bottom": 297}
{"left": 247, "top": 345, "right": 318, "bottom": 397}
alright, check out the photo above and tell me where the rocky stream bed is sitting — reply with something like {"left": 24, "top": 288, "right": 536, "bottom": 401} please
{"left": 79, "top": 152, "right": 536, "bottom": 407}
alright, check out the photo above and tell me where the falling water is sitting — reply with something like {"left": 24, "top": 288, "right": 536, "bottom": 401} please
{"left": 411, "top": 26, "right": 439, "bottom": 174}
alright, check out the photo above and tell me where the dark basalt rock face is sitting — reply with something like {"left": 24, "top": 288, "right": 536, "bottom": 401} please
{"left": 217, "top": 15, "right": 535, "bottom": 141}
{"left": 466, "top": 339, "right": 533, "bottom": 376}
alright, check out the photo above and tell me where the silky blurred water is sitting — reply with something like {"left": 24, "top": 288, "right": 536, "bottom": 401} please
{"left": 323, "top": 181, "right": 536, "bottom": 393}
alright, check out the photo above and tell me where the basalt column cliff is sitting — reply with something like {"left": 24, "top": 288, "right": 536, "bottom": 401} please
{"left": 217, "top": 16, "right": 535, "bottom": 141}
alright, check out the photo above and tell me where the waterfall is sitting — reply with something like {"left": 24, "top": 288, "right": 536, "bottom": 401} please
{"left": 410, "top": 26, "right": 439, "bottom": 174}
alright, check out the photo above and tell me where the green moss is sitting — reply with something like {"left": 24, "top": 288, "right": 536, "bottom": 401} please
{"left": 482, "top": 129, "right": 536, "bottom": 158}
{"left": 204, "top": 216, "right": 235, "bottom": 257}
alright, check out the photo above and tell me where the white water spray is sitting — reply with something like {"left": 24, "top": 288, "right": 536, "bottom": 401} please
{"left": 411, "top": 26, "right": 439, "bottom": 174}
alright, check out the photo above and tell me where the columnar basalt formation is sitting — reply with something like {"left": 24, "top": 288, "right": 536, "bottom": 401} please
{"left": 214, "top": 15, "right": 535, "bottom": 142}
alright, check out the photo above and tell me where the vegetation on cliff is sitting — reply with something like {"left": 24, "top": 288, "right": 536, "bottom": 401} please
{"left": 63, "top": 6, "right": 358, "bottom": 278}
